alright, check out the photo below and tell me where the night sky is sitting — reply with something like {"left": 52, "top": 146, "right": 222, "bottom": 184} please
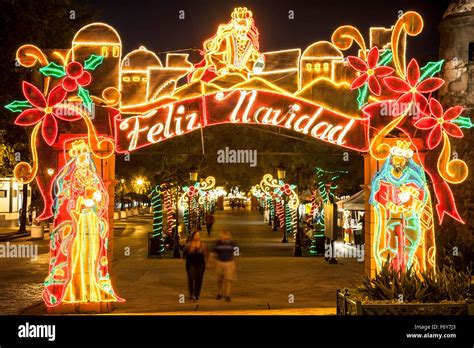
{"left": 87, "top": 0, "right": 451, "bottom": 62}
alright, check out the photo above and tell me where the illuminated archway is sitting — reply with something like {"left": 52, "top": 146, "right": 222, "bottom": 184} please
{"left": 5, "top": 8, "right": 472, "bottom": 310}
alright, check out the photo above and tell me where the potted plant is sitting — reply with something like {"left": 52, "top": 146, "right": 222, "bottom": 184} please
{"left": 30, "top": 219, "right": 44, "bottom": 240}
{"left": 337, "top": 261, "right": 472, "bottom": 315}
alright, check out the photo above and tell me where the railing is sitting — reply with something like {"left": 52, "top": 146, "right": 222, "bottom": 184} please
{"left": 336, "top": 289, "right": 470, "bottom": 315}
{"left": 336, "top": 288, "right": 362, "bottom": 315}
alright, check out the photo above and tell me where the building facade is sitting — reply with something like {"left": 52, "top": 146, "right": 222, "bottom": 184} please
{"left": 0, "top": 178, "right": 31, "bottom": 226}
{"left": 438, "top": 0, "right": 474, "bottom": 233}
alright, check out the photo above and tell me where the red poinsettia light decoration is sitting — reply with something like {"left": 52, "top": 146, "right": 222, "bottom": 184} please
{"left": 187, "top": 186, "right": 198, "bottom": 197}
{"left": 281, "top": 183, "right": 291, "bottom": 195}
{"left": 383, "top": 59, "right": 444, "bottom": 116}
{"left": 414, "top": 98, "right": 464, "bottom": 149}
{"left": 61, "top": 61, "right": 92, "bottom": 92}
{"left": 14, "top": 82, "right": 82, "bottom": 145}
{"left": 347, "top": 46, "right": 394, "bottom": 96}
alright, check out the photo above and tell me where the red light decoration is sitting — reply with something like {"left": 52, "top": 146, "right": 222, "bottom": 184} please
{"left": 348, "top": 46, "right": 394, "bottom": 96}
{"left": 43, "top": 140, "right": 124, "bottom": 307}
{"left": 62, "top": 61, "right": 92, "bottom": 92}
{"left": 382, "top": 59, "right": 444, "bottom": 116}
{"left": 114, "top": 89, "right": 370, "bottom": 153}
{"left": 162, "top": 189, "right": 176, "bottom": 235}
{"left": 362, "top": 100, "right": 466, "bottom": 224}
{"left": 414, "top": 98, "right": 464, "bottom": 149}
{"left": 3, "top": 8, "right": 471, "bottom": 285}
{"left": 275, "top": 197, "right": 285, "bottom": 229}
{"left": 6, "top": 49, "right": 115, "bottom": 221}
{"left": 15, "top": 83, "right": 73, "bottom": 145}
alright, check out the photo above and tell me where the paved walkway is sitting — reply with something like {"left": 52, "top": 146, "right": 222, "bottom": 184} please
{"left": 110, "top": 210, "right": 363, "bottom": 314}
{"left": 0, "top": 225, "right": 31, "bottom": 239}
{"left": 4, "top": 210, "right": 364, "bottom": 315}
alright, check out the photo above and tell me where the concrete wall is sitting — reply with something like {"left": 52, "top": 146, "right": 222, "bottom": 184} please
{"left": 438, "top": 5, "right": 474, "bottom": 235}
{"left": 439, "top": 9, "right": 474, "bottom": 112}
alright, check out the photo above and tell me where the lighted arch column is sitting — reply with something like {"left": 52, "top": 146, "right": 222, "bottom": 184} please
{"left": 47, "top": 142, "right": 117, "bottom": 314}
{"left": 363, "top": 137, "right": 425, "bottom": 278}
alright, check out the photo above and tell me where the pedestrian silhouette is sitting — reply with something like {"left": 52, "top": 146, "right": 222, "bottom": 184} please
{"left": 183, "top": 232, "right": 208, "bottom": 301}
{"left": 205, "top": 212, "right": 215, "bottom": 236}
{"left": 212, "top": 231, "right": 237, "bottom": 302}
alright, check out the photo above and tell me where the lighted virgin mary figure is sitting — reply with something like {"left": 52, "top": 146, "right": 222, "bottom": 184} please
{"left": 369, "top": 140, "right": 436, "bottom": 274}
{"left": 43, "top": 140, "right": 123, "bottom": 307}
{"left": 189, "top": 7, "right": 265, "bottom": 82}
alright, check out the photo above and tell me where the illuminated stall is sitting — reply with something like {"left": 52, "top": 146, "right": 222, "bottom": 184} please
{"left": 337, "top": 190, "right": 365, "bottom": 245}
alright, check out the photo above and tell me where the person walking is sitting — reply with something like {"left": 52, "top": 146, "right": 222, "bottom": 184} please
{"left": 205, "top": 212, "right": 215, "bottom": 236}
{"left": 183, "top": 231, "right": 208, "bottom": 301}
{"left": 213, "top": 231, "right": 237, "bottom": 302}
{"left": 27, "top": 205, "right": 33, "bottom": 225}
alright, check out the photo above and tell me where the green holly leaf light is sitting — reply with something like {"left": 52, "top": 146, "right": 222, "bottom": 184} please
{"left": 452, "top": 116, "right": 474, "bottom": 129}
{"left": 5, "top": 100, "right": 32, "bottom": 113}
{"left": 419, "top": 60, "right": 444, "bottom": 82}
{"left": 378, "top": 50, "right": 393, "bottom": 66}
{"left": 357, "top": 84, "right": 369, "bottom": 110}
{"left": 39, "top": 62, "right": 66, "bottom": 78}
{"left": 78, "top": 87, "right": 93, "bottom": 111}
{"left": 84, "top": 54, "right": 104, "bottom": 71}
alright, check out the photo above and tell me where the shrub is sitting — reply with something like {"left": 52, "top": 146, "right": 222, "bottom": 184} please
{"left": 436, "top": 226, "right": 473, "bottom": 273}
{"left": 360, "top": 260, "right": 471, "bottom": 303}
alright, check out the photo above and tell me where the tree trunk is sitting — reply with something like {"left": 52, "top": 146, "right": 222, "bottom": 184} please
{"left": 120, "top": 189, "right": 125, "bottom": 211}
{"left": 17, "top": 183, "right": 28, "bottom": 234}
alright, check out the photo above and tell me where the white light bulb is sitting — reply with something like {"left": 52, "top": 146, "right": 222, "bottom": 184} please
{"left": 93, "top": 191, "right": 102, "bottom": 202}
{"left": 84, "top": 199, "right": 95, "bottom": 208}
{"left": 399, "top": 191, "right": 410, "bottom": 203}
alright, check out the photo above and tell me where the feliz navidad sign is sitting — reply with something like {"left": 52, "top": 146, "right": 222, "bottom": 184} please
{"left": 114, "top": 89, "right": 369, "bottom": 153}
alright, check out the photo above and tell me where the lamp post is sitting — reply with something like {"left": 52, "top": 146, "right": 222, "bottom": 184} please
{"left": 189, "top": 168, "right": 198, "bottom": 183}
{"left": 277, "top": 164, "right": 288, "bottom": 243}
{"left": 277, "top": 165, "right": 286, "bottom": 182}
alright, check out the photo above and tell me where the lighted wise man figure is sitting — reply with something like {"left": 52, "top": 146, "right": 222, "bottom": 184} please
{"left": 369, "top": 140, "right": 436, "bottom": 274}
{"left": 189, "top": 7, "right": 265, "bottom": 82}
{"left": 43, "top": 140, "right": 123, "bottom": 307}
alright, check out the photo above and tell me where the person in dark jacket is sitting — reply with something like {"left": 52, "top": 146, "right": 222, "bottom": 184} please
{"left": 212, "top": 231, "right": 237, "bottom": 302}
{"left": 204, "top": 212, "right": 215, "bottom": 236}
{"left": 183, "top": 232, "right": 208, "bottom": 301}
